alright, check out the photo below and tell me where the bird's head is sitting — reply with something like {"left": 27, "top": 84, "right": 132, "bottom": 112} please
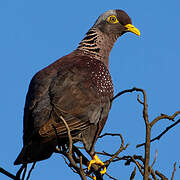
{"left": 93, "top": 9, "right": 140, "bottom": 37}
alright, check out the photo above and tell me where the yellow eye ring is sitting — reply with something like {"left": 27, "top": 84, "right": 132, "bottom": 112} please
{"left": 107, "top": 15, "right": 119, "bottom": 24}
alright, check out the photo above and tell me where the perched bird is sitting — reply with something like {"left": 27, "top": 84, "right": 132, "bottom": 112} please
{"left": 14, "top": 9, "right": 140, "bottom": 174}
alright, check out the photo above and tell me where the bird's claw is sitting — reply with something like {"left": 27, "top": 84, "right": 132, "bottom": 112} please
{"left": 88, "top": 154, "right": 106, "bottom": 176}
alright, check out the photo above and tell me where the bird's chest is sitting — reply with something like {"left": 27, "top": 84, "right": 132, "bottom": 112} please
{"left": 79, "top": 58, "right": 114, "bottom": 98}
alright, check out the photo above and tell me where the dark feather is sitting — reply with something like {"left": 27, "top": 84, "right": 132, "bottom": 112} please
{"left": 14, "top": 51, "right": 113, "bottom": 165}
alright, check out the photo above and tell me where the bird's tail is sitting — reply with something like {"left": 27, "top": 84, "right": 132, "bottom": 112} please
{"left": 14, "top": 141, "right": 55, "bottom": 165}
{"left": 14, "top": 146, "right": 28, "bottom": 165}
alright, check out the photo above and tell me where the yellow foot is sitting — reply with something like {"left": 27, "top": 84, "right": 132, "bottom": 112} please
{"left": 88, "top": 154, "right": 106, "bottom": 175}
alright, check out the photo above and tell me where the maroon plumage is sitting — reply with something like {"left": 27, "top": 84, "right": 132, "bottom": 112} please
{"left": 14, "top": 9, "right": 139, "bottom": 165}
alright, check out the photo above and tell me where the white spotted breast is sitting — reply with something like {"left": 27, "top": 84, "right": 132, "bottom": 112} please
{"left": 83, "top": 58, "right": 114, "bottom": 98}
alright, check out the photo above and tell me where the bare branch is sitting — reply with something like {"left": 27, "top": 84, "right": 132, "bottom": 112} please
{"left": 151, "top": 118, "right": 180, "bottom": 142}
{"left": 132, "top": 157, "right": 144, "bottom": 176}
{"left": 137, "top": 94, "right": 144, "bottom": 105}
{"left": 150, "top": 169, "right": 157, "bottom": 180}
{"left": 112, "top": 87, "right": 138, "bottom": 101}
{"left": 113, "top": 155, "right": 144, "bottom": 176}
{"left": 150, "top": 150, "right": 157, "bottom": 172}
{"left": 0, "top": 164, "right": 28, "bottom": 180}
{"left": 21, "top": 165, "right": 27, "bottom": 180}
{"left": 101, "top": 133, "right": 127, "bottom": 167}
{"left": 26, "top": 162, "right": 36, "bottom": 180}
{"left": 171, "top": 162, "right": 176, "bottom": 180}
{"left": 105, "top": 172, "right": 118, "bottom": 180}
{"left": 16, "top": 164, "right": 27, "bottom": 180}
{"left": 59, "top": 115, "right": 73, "bottom": 154}
{"left": 99, "top": 133, "right": 124, "bottom": 139}
{"left": 72, "top": 146, "right": 103, "bottom": 180}
{"left": 130, "top": 167, "right": 136, "bottom": 180}
{"left": 151, "top": 111, "right": 180, "bottom": 127}
{"left": 53, "top": 111, "right": 104, "bottom": 179}
{"left": 112, "top": 87, "right": 146, "bottom": 102}
{"left": 112, "top": 88, "right": 151, "bottom": 179}
{"left": 79, "top": 156, "right": 87, "bottom": 180}
{"left": 155, "top": 170, "right": 168, "bottom": 180}
{"left": 136, "top": 89, "right": 151, "bottom": 180}
{"left": 137, "top": 118, "right": 180, "bottom": 148}
{"left": 62, "top": 156, "right": 78, "bottom": 174}
{"left": 96, "top": 133, "right": 129, "bottom": 168}
{"left": 1, "top": 87, "right": 179, "bottom": 180}
{"left": 0, "top": 167, "right": 18, "bottom": 180}
{"left": 52, "top": 110, "right": 88, "bottom": 180}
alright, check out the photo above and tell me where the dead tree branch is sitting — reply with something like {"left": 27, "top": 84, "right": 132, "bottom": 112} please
{"left": 98, "top": 133, "right": 129, "bottom": 168}
{"left": 155, "top": 170, "right": 168, "bottom": 180}
{"left": 26, "top": 162, "right": 36, "bottom": 180}
{"left": 0, "top": 167, "right": 18, "bottom": 180}
{"left": 150, "top": 150, "right": 157, "bottom": 174}
{"left": 151, "top": 111, "right": 180, "bottom": 127}
{"left": 113, "top": 87, "right": 151, "bottom": 179}
{"left": 0, "top": 164, "right": 29, "bottom": 180}
{"left": 171, "top": 162, "right": 176, "bottom": 180}
{"left": 53, "top": 113, "right": 88, "bottom": 180}
{"left": 136, "top": 116, "right": 180, "bottom": 148}
{"left": 130, "top": 167, "right": 136, "bottom": 180}
{"left": 112, "top": 87, "right": 178, "bottom": 179}
{"left": 1, "top": 87, "right": 179, "bottom": 180}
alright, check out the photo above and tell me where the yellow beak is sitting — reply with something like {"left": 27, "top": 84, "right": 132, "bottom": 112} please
{"left": 124, "top": 24, "right": 140, "bottom": 36}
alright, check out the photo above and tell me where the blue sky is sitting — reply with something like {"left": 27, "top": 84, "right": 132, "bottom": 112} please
{"left": 0, "top": 0, "right": 180, "bottom": 179}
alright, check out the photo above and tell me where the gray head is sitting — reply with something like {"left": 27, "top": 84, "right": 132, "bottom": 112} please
{"left": 93, "top": 9, "right": 140, "bottom": 37}
{"left": 77, "top": 9, "right": 140, "bottom": 67}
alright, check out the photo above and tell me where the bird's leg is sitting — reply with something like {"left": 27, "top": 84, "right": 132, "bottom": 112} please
{"left": 88, "top": 154, "right": 106, "bottom": 175}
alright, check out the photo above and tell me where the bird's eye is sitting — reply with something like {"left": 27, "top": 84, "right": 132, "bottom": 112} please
{"left": 107, "top": 15, "right": 119, "bottom": 24}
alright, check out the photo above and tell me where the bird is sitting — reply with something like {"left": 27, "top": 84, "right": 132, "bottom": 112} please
{"left": 14, "top": 9, "right": 140, "bottom": 175}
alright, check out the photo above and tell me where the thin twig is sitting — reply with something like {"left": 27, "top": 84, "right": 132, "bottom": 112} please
{"left": 137, "top": 94, "right": 143, "bottom": 105}
{"left": 26, "top": 162, "right": 36, "bottom": 180}
{"left": 0, "top": 167, "right": 18, "bottom": 180}
{"left": 112, "top": 88, "right": 151, "bottom": 179}
{"left": 80, "top": 156, "right": 83, "bottom": 171}
{"left": 151, "top": 118, "right": 180, "bottom": 142}
{"left": 130, "top": 167, "right": 136, "bottom": 180}
{"left": 21, "top": 165, "right": 27, "bottom": 180}
{"left": 150, "top": 169, "right": 157, "bottom": 180}
{"left": 132, "top": 157, "right": 144, "bottom": 176}
{"left": 16, "top": 164, "right": 27, "bottom": 180}
{"left": 114, "top": 155, "right": 144, "bottom": 176}
{"left": 97, "top": 133, "right": 129, "bottom": 168}
{"left": 72, "top": 146, "right": 103, "bottom": 180}
{"left": 79, "top": 156, "right": 87, "bottom": 180}
{"left": 105, "top": 172, "right": 118, "bottom": 180}
{"left": 99, "top": 133, "right": 124, "bottom": 139}
{"left": 112, "top": 87, "right": 179, "bottom": 180}
{"left": 72, "top": 145, "right": 89, "bottom": 166}
{"left": 155, "top": 170, "right": 168, "bottom": 179}
{"left": 112, "top": 87, "right": 139, "bottom": 101}
{"left": 171, "top": 162, "right": 176, "bottom": 180}
{"left": 66, "top": 150, "right": 87, "bottom": 180}
{"left": 150, "top": 150, "right": 157, "bottom": 172}
{"left": 136, "top": 89, "right": 150, "bottom": 180}
{"left": 59, "top": 115, "right": 73, "bottom": 154}
{"left": 103, "top": 134, "right": 127, "bottom": 167}
{"left": 151, "top": 111, "right": 180, "bottom": 127}
{"left": 62, "top": 156, "right": 78, "bottom": 173}
{"left": 52, "top": 111, "right": 87, "bottom": 180}
{"left": 137, "top": 118, "right": 180, "bottom": 148}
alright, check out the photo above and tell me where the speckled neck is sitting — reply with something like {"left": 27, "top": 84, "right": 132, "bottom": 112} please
{"left": 77, "top": 28, "right": 117, "bottom": 68}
